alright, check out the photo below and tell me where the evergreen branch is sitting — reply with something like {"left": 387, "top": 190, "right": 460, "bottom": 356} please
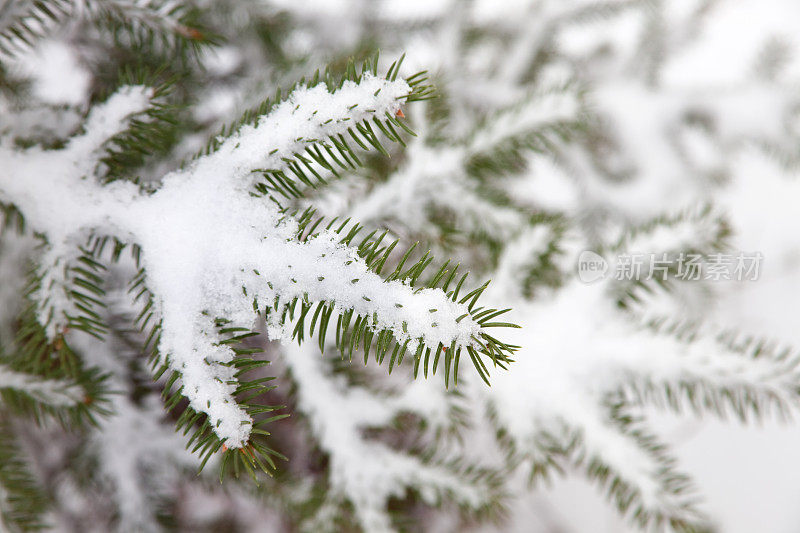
{"left": 338, "top": 131, "right": 530, "bottom": 255}
{"left": 0, "top": 57, "right": 515, "bottom": 481}
{"left": 0, "top": 0, "right": 211, "bottom": 60}
{"left": 160, "top": 320, "right": 288, "bottom": 480}
{"left": 588, "top": 400, "right": 705, "bottom": 531}
{"left": 493, "top": 218, "right": 568, "bottom": 300}
{"left": 0, "top": 363, "right": 83, "bottom": 409}
{"left": 0, "top": 421, "right": 48, "bottom": 532}
{"left": 606, "top": 203, "right": 732, "bottom": 309}
{"left": 465, "top": 82, "right": 586, "bottom": 180}
{"left": 87, "top": 0, "right": 197, "bottom": 41}
{"left": 289, "top": 207, "right": 519, "bottom": 387}
{"left": 198, "top": 53, "right": 432, "bottom": 204}
{"left": 0, "top": 0, "right": 71, "bottom": 59}
{"left": 1, "top": 304, "right": 111, "bottom": 427}
{"left": 126, "top": 253, "right": 289, "bottom": 479}
{"left": 97, "top": 67, "right": 181, "bottom": 181}
{"left": 2, "top": 85, "right": 157, "bottom": 338}
{"left": 487, "top": 400, "right": 706, "bottom": 532}
{"left": 285, "top": 341, "right": 505, "bottom": 533}
{"left": 317, "top": 82, "right": 582, "bottom": 267}
{"left": 626, "top": 315, "right": 800, "bottom": 423}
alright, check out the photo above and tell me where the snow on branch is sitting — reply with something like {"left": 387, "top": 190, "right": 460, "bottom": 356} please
{"left": 0, "top": 70, "right": 514, "bottom": 451}
{"left": 329, "top": 84, "right": 581, "bottom": 250}
{"left": 285, "top": 342, "right": 495, "bottom": 533}
{"left": 0, "top": 85, "right": 154, "bottom": 339}
{"left": 484, "top": 273, "right": 800, "bottom": 528}
{"left": 466, "top": 84, "right": 583, "bottom": 156}
{"left": 67, "top": 324, "right": 197, "bottom": 531}
{"left": 0, "top": 0, "right": 196, "bottom": 61}
{"left": 0, "top": 423, "right": 48, "bottom": 532}
{"left": 0, "top": 364, "right": 84, "bottom": 408}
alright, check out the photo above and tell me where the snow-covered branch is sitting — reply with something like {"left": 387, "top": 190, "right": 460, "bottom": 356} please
{"left": 323, "top": 84, "right": 581, "bottom": 251}
{"left": 0, "top": 364, "right": 84, "bottom": 408}
{"left": 0, "top": 72, "right": 512, "bottom": 449}
{"left": 285, "top": 341, "right": 496, "bottom": 533}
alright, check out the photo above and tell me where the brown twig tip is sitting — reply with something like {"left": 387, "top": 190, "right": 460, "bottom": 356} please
{"left": 240, "top": 444, "right": 256, "bottom": 459}
{"left": 176, "top": 25, "right": 204, "bottom": 40}
{"left": 396, "top": 108, "right": 405, "bottom": 118}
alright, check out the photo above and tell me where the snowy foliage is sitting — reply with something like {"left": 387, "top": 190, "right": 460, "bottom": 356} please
{"left": 1, "top": 0, "right": 800, "bottom": 532}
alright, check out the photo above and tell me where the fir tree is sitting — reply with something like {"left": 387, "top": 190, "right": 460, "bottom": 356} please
{"left": 1, "top": 1, "right": 799, "bottom": 532}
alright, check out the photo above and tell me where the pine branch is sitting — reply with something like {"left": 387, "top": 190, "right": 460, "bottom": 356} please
{"left": 0, "top": 363, "right": 83, "bottom": 409}
{"left": 1, "top": 304, "right": 110, "bottom": 426}
{"left": 0, "top": 56, "right": 516, "bottom": 478}
{"left": 158, "top": 319, "right": 288, "bottom": 480}
{"left": 0, "top": 0, "right": 210, "bottom": 60}
{"left": 311, "top": 81, "right": 584, "bottom": 271}
{"left": 465, "top": 82, "right": 586, "bottom": 179}
{"left": 285, "top": 341, "right": 505, "bottom": 533}
{"left": 625, "top": 314, "right": 800, "bottom": 423}
{"left": 0, "top": 421, "right": 48, "bottom": 532}
{"left": 0, "top": 0, "right": 71, "bottom": 59}
{"left": 487, "top": 399, "right": 706, "bottom": 532}
{"left": 607, "top": 203, "right": 732, "bottom": 308}
{"left": 198, "top": 53, "right": 432, "bottom": 203}
{"left": 289, "top": 207, "right": 518, "bottom": 385}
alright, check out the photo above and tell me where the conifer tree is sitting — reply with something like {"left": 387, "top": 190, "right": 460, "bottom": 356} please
{"left": 1, "top": 1, "right": 799, "bottom": 531}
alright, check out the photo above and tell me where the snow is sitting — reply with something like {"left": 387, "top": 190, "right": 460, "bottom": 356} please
{"left": 285, "top": 341, "right": 487, "bottom": 532}
{"left": 11, "top": 40, "right": 91, "bottom": 107}
{"left": 200, "top": 45, "right": 242, "bottom": 77}
{"left": 270, "top": 1, "right": 800, "bottom": 527}
{"left": 0, "top": 75, "right": 488, "bottom": 448}
{"left": 661, "top": 0, "right": 800, "bottom": 85}
{"left": 4, "top": 0, "right": 800, "bottom": 530}
{"left": 0, "top": 365, "right": 84, "bottom": 407}
{"left": 467, "top": 87, "right": 581, "bottom": 153}
{"left": 67, "top": 292, "right": 199, "bottom": 532}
